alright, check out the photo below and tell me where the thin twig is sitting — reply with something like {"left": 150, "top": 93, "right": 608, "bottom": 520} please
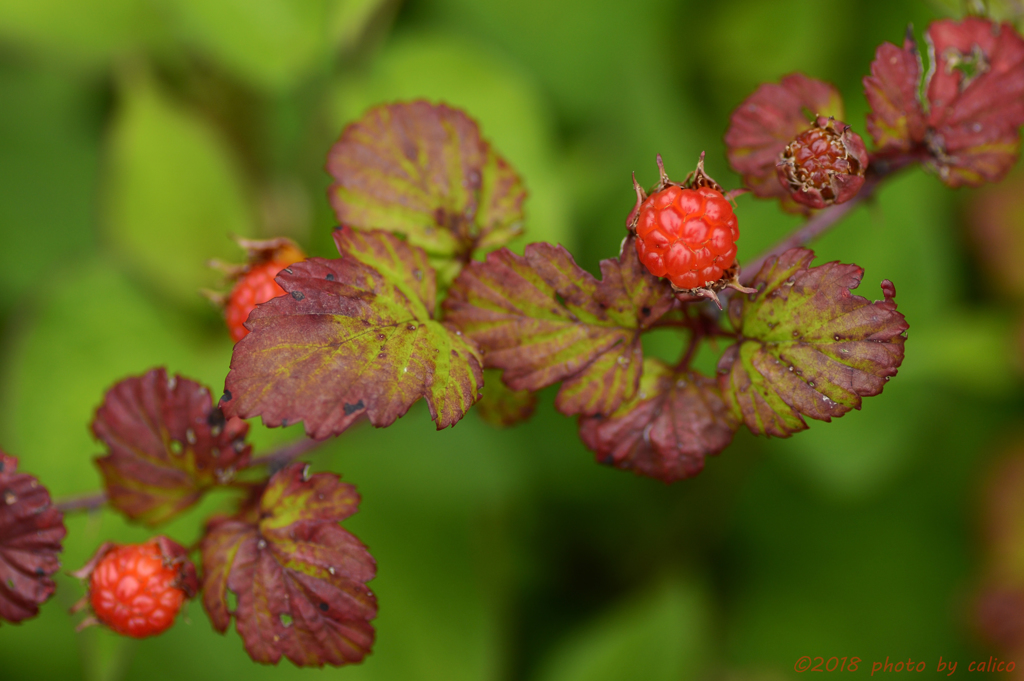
{"left": 738, "top": 179, "right": 878, "bottom": 285}
{"left": 676, "top": 329, "right": 702, "bottom": 370}
{"left": 52, "top": 438, "right": 329, "bottom": 514}
{"left": 54, "top": 492, "right": 108, "bottom": 514}
{"left": 249, "top": 437, "right": 328, "bottom": 469}
{"left": 736, "top": 144, "right": 929, "bottom": 286}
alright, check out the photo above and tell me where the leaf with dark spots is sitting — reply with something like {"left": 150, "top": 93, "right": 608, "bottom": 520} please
{"left": 922, "top": 18, "right": 1024, "bottom": 187}
{"left": 717, "top": 248, "right": 908, "bottom": 437}
{"left": 444, "top": 236, "right": 674, "bottom": 417}
{"left": 92, "top": 368, "right": 252, "bottom": 525}
{"left": 578, "top": 360, "right": 737, "bottom": 483}
{"left": 863, "top": 29, "right": 928, "bottom": 153}
{"left": 0, "top": 451, "right": 66, "bottom": 624}
{"left": 223, "top": 227, "right": 483, "bottom": 439}
{"left": 725, "top": 73, "right": 845, "bottom": 199}
{"left": 326, "top": 101, "right": 526, "bottom": 270}
{"left": 475, "top": 369, "right": 538, "bottom": 428}
{"left": 200, "top": 463, "right": 376, "bottom": 667}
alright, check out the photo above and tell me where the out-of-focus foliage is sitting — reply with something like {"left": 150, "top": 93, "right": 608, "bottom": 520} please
{"left": 0, "top": 0, "right": 1022, "bottom": 679}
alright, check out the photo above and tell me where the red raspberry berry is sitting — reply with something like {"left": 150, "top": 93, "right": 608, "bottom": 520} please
{"left": 225, "top": 258, "right": 296, "bottom": 341}
{"left": 634, "top": 185, "right": 739, "bottom": 290}
{"left": 85, "top": 539, "right": 196, "bottom": 638}
{"left": 777, "top": 116, "right": 868, "bottom": 209}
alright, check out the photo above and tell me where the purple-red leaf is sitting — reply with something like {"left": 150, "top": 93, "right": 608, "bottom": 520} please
{"left": 725, "top": 73, "right": 845, "bottom": 200}
{"left": 92, "top": 368, "right": 252, "bottom": 525}
{"left": 863, "top": 29, "right": 928, "bottom": 153}
{"left": 444, "top": 236, "right": 674, "bottom": 416}
{"left": 718, "top": 249, "right": 907, "bottom": 437}
{"left": 327, "top": 101, "right": 526, "bottom": 277}
{"left": 578, "top": 359, "right": 737, "bottom": 483}
{"left": 200, "top": 463, "right": 376, "bottom": 667}
{"left": 865, "top": 19, "right": 1024, "bottom": 186}
{"left": 0, "top": 452, "right": 66, "bottom": 624}
{"left": 924, "top": 18, "right": 1024, "bottom": 187}
{"left": 222, "top": 227, "right": 483, "bottom": 438}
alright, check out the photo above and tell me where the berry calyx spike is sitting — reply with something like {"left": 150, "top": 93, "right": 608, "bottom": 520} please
{"left": 629, "top": 153, "right": 752, "bottom": 301}
{"left": 71, "top": 537, "right": 198, "bottom": 639}
{"left": 682, "top": 151, "right": 725, "bottom": 193}
{"left": 657, "top": 153, "right": 671, "bottom": 185}
{"left": 626, "top": 171, "right": 648, "bottom": 229}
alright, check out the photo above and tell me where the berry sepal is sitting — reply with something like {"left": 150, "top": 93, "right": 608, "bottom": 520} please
{"left": 676, "top": 263, "right": 758, "bottom": 309}
{"left": 629, "top": 153, "right": 756, "bottom": 307}
{"left": 71, "top": 537, "right": 199, "bottom": 638}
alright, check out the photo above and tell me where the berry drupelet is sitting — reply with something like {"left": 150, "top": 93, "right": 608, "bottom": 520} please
{"left": 634, "top": 184, "right": 739, "bottom": 290}
{"left": 628, "top": 154, "right": 754, "bottom": 304}
{"left": 72, "top": 537, "right": 198, "bottom": 638}
{"left": 776, "top": 115, "right": 868, "bottom": 209}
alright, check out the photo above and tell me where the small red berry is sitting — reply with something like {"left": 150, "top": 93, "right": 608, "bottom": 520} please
{"left": 208, "top": 237, "right": 305, "bottom": 342}
{"left": 75, "top": 537, "right": 198, "bottom": 639}
{"left": 776, "top": 116, "right": 869, "bottom": 209}
{"left": 634, "top": 184, "right": 739, "bottom": 290}
{"left": 226, "top": 258, "right": 297, "bottom": 341}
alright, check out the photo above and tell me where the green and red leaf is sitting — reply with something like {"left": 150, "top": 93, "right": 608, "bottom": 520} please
{"left": 725, "top": 73, "right": 845, "bottom": 199}
{"left": 0, "top": 452, "right": 66, "bottom": 624}
{"left": 864, "top": 19, "right": 1024, "bottom": 186}
{"left": 92, "top": 368, "right": 252, "bottom": 525}
{"left": 200, "top": 463, "right": 376, "bottom": 667}
{"left": 327, "top": 101, "right": 526, "bottom": 279}
{"left": 923, "top": 18, "right": 1024, "bottom": 187}
{"left": 578, "top": 359, "right": 737, "bottom": 483}
{"left": 863, "top": 28, "right": 927, "bottom": 153}
{"left": 223, "top": 227, "right": 483, "bottom": 438}
{"left": 444, "top": 236, "right": 674, "bottom": 417}
{"left": 718, "top": 248, "right": 907, "bottom": 437}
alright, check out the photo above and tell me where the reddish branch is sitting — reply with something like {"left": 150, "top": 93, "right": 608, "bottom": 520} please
{"left": 54, "top": 491, "right": 108, "bottom": 514}
{"left": 249, "top": 436, "right": 327, "bottom": 469}
{"left": 738, "top": 145, "right": 930, "bottom": 286}
{"left": 54, "top": 437, "right": 330, "bottom": 514}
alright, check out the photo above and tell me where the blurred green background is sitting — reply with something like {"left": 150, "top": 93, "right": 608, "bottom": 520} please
{"left": 2, "top": 0, "right": 1024, "bottom": 679}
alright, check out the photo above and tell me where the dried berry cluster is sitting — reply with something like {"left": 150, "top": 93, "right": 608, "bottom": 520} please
{"left": 2, "top": 13, "right": 1024, "bottom": 671}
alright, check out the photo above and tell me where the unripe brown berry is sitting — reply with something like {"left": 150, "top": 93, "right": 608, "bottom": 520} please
{"left": 776, "top": 116, "right": 869, "bottom": 209}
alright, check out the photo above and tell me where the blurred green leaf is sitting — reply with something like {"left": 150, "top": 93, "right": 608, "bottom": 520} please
{"left": 768, "top": 380, "right": 939, "bottom": 499}
{"left": 0, "top": 0, "right": 165, "bottom": 64}
{"left": 0, "top": 258, "right": 231, "bottom": 500}
{"left": 165, "top": 0, "right": 347, "bottom": 92}
{"left": 0, "top": 61, "right": 100, "bottom": 317}
{"left": 726, "top": 448, "right": 977, "bottom": 666}
{"left": 330, "top": 32, "right": 571, "bottom": 252}
{"left": 903, "top": 312, "right": 1020, "bottom": 391}
{"left": 416, "top": 0, "right": 668, "bottom": 123}
{"left": 533, "top": 578, "right": 710, "bottom": 681}
{"left": 695, "top": 0, "right": 854, "bottom": 114}
{"left": 330, "top": 0, "right": 393, "bottom": 53}
{"left": 102, "top": 74, "right": 255, "bottom": 310}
